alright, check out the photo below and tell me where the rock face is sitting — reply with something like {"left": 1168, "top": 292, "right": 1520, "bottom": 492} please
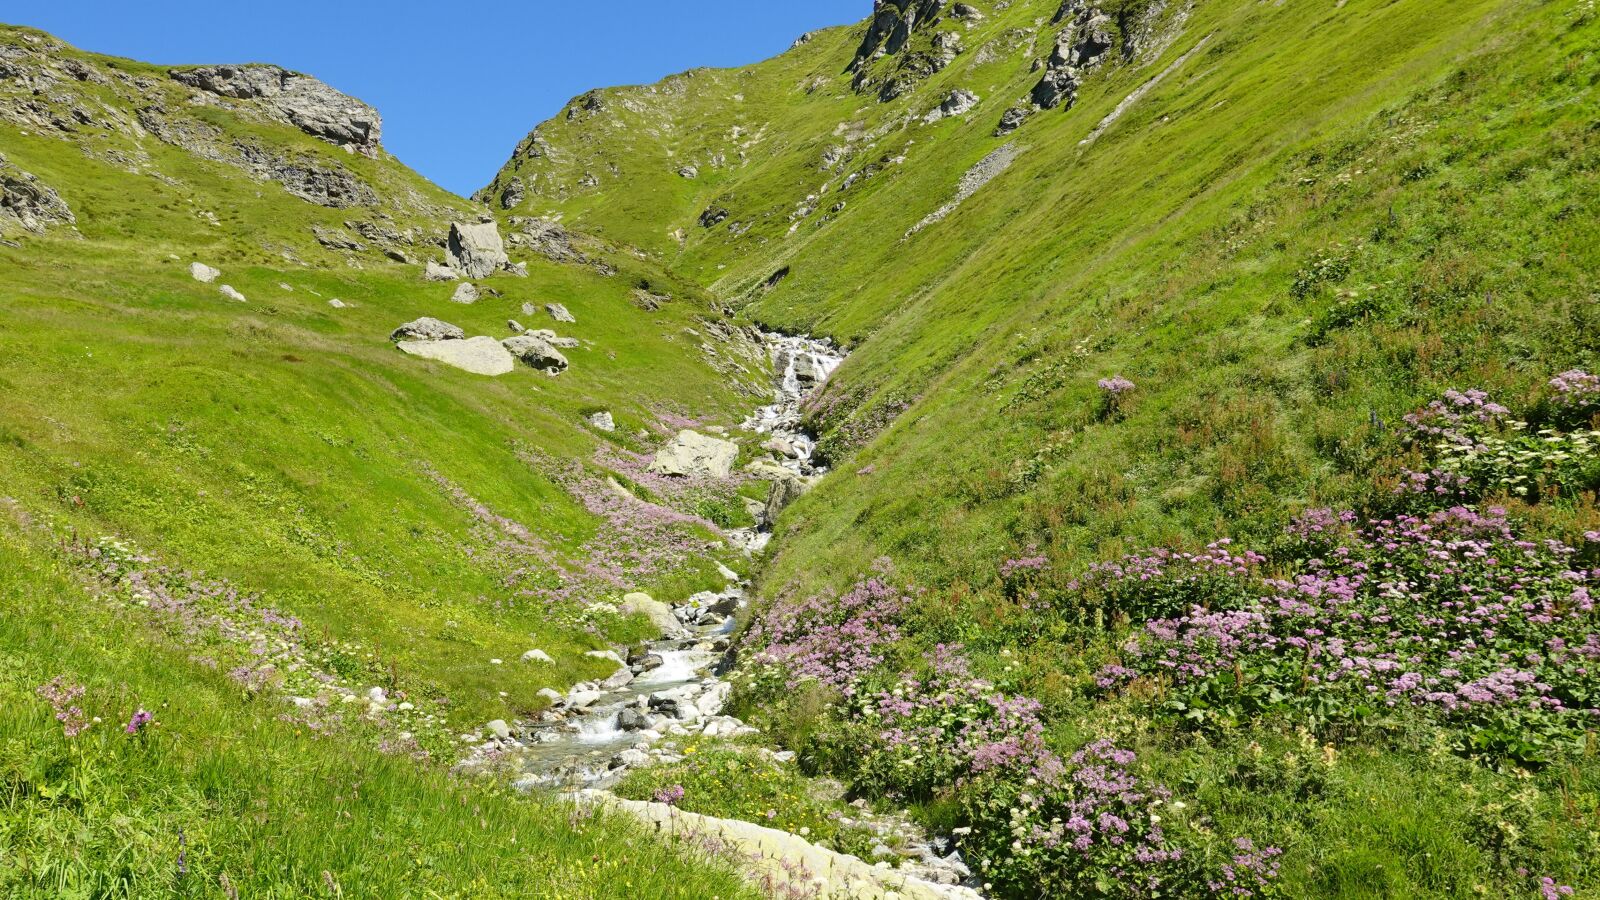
{"left": 501, "top": 334, "right": 569, "bottom": 373}
{"left": 853, "top": 0, "right": 947, "bottom": 69}
{"left": 189, "top": 262, "right": 221, "bottom": 284}
{"left": 1030, "top": 4, "right": 1116, "bottom": 111}
{"left": 390, "top": 317, "right": 464, "bottom": 343}
{"left": 169, "top": 64, "right": 382, "bottom": 157}
{"left": 396, "top": 336, "right": 515, "bottom": 376}
{"left": 650, "top": 430, "right": 739, "bottom": 479}
{"left": 0, "top": 154, "right": 74, "bottom": 234}
{"left": 446, "top": 221, "right": 511, "bottom": 279}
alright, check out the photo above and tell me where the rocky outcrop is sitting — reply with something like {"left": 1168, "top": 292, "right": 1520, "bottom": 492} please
{"left": 390, "top": 317, "right": 464, "bottom": 343}
{"left": 1029, "top": 4, "right": 1116, "bottom": 112}
{"left": 852, "top": 0, "right": 947, "bottom": 71}
{"left": 169, "top": 64, "right": 382, "bottom": 157}
{"left": 0, "top": 154, "right": 74, "bottom": 234}
{"left": 396, "top": 336, "right": 515, "bottom": 376}
{"left": 446, "top": 220, "right": 513, "bottom": 278}
{"left": 650, "top": 430, "right": 739, "bottom": 479}
{"left": 923, "top": 88, "right": 980, "bottom": 124}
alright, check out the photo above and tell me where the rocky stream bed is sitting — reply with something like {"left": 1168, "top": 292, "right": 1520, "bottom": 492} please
{"left": 455, "top": 332, "right": 983, "bottom": 899}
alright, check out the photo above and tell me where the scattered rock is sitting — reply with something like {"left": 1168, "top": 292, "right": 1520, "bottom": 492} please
{"left": 546, "top": 303, "right": 575, "bottom": 323}
{"left": 698, "top": 206, "right": 729, "bottom": 228}
{"left": 522, "top": 649, "right": 554, "bottom": 664}
{"left": 587, "top": 411, "right": 615, "bottom": 432}
{"left": 450, "top": 282, "right": 480, "bottom": 304}
{"left": 994, "top": 104, "right": 1032, "bottom": 135}
{"left": 486, "top": 719, "right": 512, "bottom": 740}
{"left": 189, "top": 262, "right": 220, "bottom": 283}
{"left": 617, "top": 708, "right": 651, "bottom": 731}
{"left": 219, "top": 284, "right": 247, "bottom": 303}
{"left": 390, "top": 317, "right": 464, "bottom": 342}
{"left": 650, "top": 430, "right": 739, "bottom": 479}
{"left": 501, "top": 334, "right": 569, "bottom": 374}
{"left": 677, "top": 165, "right": 698, "bottom": 179}
{"left": 312, "top": 225, "right": 363, "bottom": 251}
{"left": 327, "top": 298, "right": 347, "bottom": 309}
{"left": 396, "top": 335, "right": 515, "bottom": 376}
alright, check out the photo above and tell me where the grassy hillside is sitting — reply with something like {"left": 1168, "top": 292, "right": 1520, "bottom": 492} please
{"left": 0, "top": 23, "right": 765, "bottom": 897}
{"left": 489, "top": 0, "right": 1600, "bottom": 896}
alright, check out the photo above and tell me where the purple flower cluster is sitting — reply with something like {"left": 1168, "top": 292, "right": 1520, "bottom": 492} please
{"left": 1549, "top": 370, "right": 1599, "bottom": 410}
{"left": 125, "top": 709, "right": 154, "bottom": 735}
{"left": 744, "top": 578, "right": 1278, "bottom": 898}
{"left": 1000, "top": 554, "right": 1050, "bottom": 580}
{"left": 652, "top": 783, "right": 686, "bottom": 806}
{"left": 1098, "top": 376, "right": 1137, "bottom": 396}
{"left": 744, "top": 577, "right": 911, "bottom": 694}
{"left": 35, "top": 676, "right": 89, "bottom": 739}
{"left": 1092, "top": 504, "right": 1599, "bottom": 760}
{"left": 1403, "top": 389, "right": 1511, "bottom": 443}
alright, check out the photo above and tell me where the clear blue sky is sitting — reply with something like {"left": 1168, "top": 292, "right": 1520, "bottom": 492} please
{"left": 8, "top": 2, "right": 868, "bottom": 196}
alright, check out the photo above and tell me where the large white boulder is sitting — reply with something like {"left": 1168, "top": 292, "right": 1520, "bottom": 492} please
{"left": 620, "top": 592, "right": 688, "bottom": 638}
{"left": 396, "top": 336, "right": 515, "bottom": 376}
{"left": 651, "top": 430, "right": 739, "bottom": 479}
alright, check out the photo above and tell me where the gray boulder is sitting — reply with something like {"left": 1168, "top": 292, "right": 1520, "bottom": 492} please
{"left": 546, "top": 303, "right": 576, "bottom": 323}
{"left": 588, "top": 411, "right": 616, "bottom": 432}
{"left": 391, "top": 317, "right": 465, "bottom": 342}
{"left": 396, "top": 336, "right": 516, "bottom": 376}
{"left": 446, "top": 221, "right": 510, "bottom": 279}
{"left": 650, "top": 430, "right": 739, "bottom": 479}
{"left": 189, "top": 262, "right": 220, "bottom": 283}
{"left": 450, "top": 282, "right": 480, "bottom": 304}
{"left": 501, "top": 334, "right": 569, "bottom": 373}
{"left": 218, "top": 285, "right": 247, "bottom": 303}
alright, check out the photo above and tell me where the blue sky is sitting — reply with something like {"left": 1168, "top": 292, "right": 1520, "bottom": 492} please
{"left": 9, "top": 2, "right": 868, "bottom": 196}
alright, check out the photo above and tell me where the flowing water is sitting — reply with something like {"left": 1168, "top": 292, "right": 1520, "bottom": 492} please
{"left": 492, "top": 331, "right": 844, "bottom": 791}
